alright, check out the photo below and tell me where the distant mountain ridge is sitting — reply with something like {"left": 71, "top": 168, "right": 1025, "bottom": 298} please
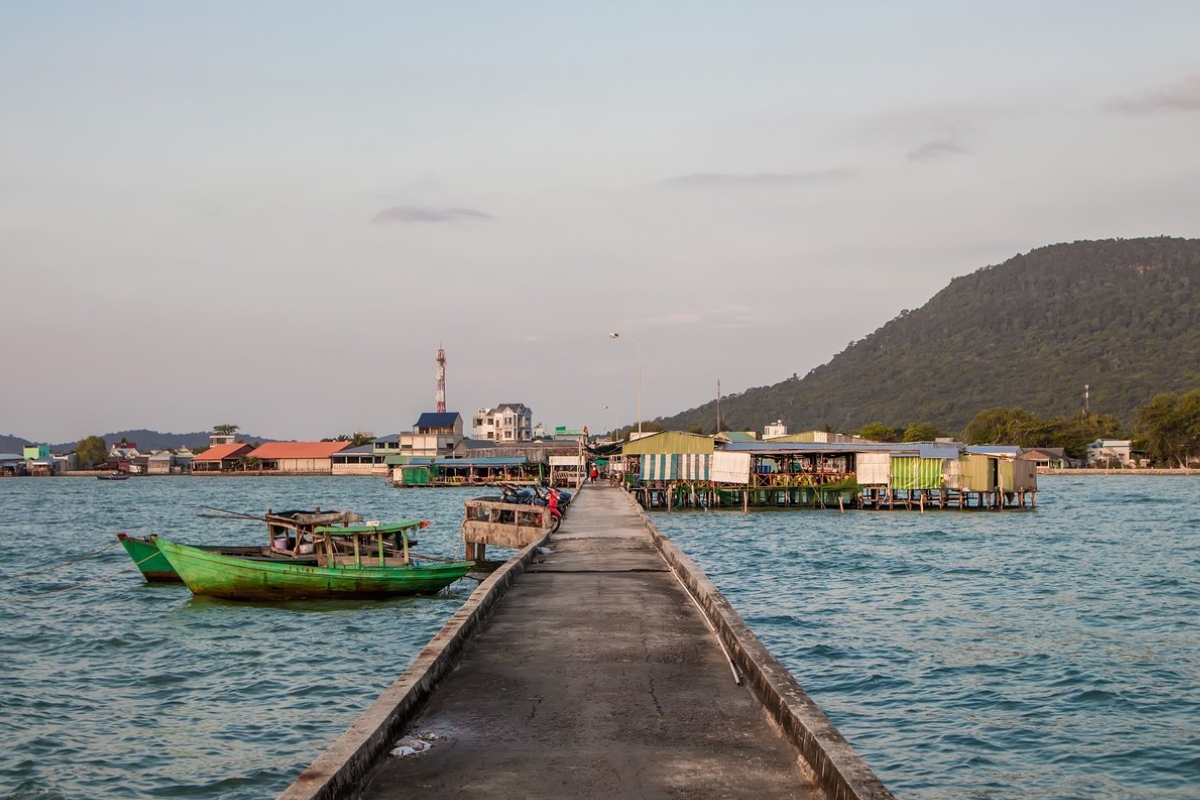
{"left": 1, "top": 430, "right": 270, "bottom": 454}
{"left": 659, "top": 237, "right": 1200, "bottom": 435}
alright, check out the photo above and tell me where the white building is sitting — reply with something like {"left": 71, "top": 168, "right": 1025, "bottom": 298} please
{"left": 472, "top": 403, "right": 533, "bottom": 443}
{"left": 1087, "top": 439, "right": 1133, "bottom": 467}
{"left": 763, "top": 420, "right": 787, "bottom": 439}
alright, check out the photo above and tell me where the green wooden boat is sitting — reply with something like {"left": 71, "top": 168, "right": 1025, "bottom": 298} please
{"left": 116, "top": 508, "right": 366, "bottom": 582}
{"left": 116, "top": 534, "right": 319, "bottom": 583}
{"left": 117, "top": 533, "right": 191, "bottom": 582}
{"left": 154, "top": 520, "right": 474, "bottom": 601}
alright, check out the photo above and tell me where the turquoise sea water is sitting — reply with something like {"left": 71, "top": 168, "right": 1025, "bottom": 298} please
{"left": 0, "top": 478, "right": 483, "bottom": 800}
{"left": 655, "top": 475, "right": 1200, "bottom": 800}
{"left": 2, "top": 475, "right": 1198, "bottom": 799}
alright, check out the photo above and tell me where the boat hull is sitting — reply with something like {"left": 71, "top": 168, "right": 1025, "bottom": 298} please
{"left": 154, "top": 537, "right": 474, "bottom": 601}
{"left": 117, "top": 533, "right": 181, "bottom": 582}
{"left": 116, "top": 534, "right": 303, "bottom": 583}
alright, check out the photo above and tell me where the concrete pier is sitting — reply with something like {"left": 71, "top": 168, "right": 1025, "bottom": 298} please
{"left": 278, "top": 485, "right": 895, "bottom": 800}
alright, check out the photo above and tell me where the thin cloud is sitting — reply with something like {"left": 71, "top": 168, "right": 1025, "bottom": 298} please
{"left": 869, "top": 103, "right": 996, "bottom": 162}
{"left": 1104, "top": 73, "right": 1200, "bottom": 114}
{"left": 371, "top": 206, "right": 495, "bottom": 224}
{"left": 622, "top": 304, "right": 761, "bottom": 330}
{"left": 661, "top": 169, "right": 850, "bottom": 188}
{"left": 908, "top": 137, "right": 968, "bottom": 161}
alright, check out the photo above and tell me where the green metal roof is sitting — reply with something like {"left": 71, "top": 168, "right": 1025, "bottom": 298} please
{"left": 620, "top": 431, "right": 715, "bottom": 456}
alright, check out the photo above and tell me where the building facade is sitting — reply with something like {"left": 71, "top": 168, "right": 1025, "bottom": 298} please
{"left": 1087, "top": 439, "right": 1134, "bottom": 467}
{"left": 472, "top": 403, "right": 534, "bottom": 443}
{"left": 400, "top": 412, "right": 464, "bottom": 457}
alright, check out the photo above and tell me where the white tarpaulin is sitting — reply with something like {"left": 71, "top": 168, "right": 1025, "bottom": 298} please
{"left": 710, "top": 451, "right": 751, "bottom": 485}
{"left": 856, "top": 452, "right": 890, "bottom": 485}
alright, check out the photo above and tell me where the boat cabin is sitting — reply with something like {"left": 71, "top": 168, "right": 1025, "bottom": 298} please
{"left": 310, "top": 521, "right": 432, "bottom": 567}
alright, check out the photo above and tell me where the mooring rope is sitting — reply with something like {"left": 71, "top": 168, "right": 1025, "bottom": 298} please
{"left": 5, "top": 539, "right": 122, "bottom": 578}
{"left": 0, "top": 552, "right": 158, "bottom": 606}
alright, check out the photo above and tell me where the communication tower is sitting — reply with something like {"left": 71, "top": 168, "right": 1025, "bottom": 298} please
{"left": 436, "top": 345, "right": 447, "bottom": 413}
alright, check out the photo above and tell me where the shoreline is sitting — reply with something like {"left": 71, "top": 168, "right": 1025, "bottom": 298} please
{"left": 6, "top": 468, "right": 1200, "bottom": 480}
{"left": 1042, "top": 468, "right": 1198, "bottom": 475}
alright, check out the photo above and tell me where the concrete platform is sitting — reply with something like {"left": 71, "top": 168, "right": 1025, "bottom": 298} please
{"left": 278, "top": 485, "right": 894, "bottom": 800}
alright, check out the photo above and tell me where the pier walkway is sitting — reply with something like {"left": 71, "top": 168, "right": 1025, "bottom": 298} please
{"left": 280, "top": 485, "right": 893, "bottom": 800}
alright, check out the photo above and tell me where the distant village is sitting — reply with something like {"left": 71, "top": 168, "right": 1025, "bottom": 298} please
{"left": 1, "top": 403, "right": 1142, "bottom": 483}
{"left": 0, "top": 348, "right": 1148, "bottom": 494}
{"left": 1, "top": 403, "right": 588, "bottom": 479}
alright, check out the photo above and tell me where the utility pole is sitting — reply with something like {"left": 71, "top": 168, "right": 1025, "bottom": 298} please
{"left": 716, "top": 379, "right": 722, "bottom": 433}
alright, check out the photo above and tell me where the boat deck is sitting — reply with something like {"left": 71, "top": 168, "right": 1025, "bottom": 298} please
{"left": 279, "top": 486, "right": 893, "bottom": 800}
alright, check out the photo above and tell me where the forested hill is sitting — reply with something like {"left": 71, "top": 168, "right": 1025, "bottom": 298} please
{"left": 660, "top": 237, "right": 1200, "bottom": 436}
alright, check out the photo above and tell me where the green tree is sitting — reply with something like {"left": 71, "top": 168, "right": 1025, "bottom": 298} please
{"left": 1135, "top": 391, "right": 1200, "bottom": 466}
{"left": 960, "top": 407, "right": 1050, "bottom": 447}
{"left": 859, "top": 421, "right": 900, "bottom": 442}
{"left": 902, "top": 422, "right": 940, "bottom": 442}
{"left": 213, "top": 424, "right": 240, "bottom": 436}
{"left": 236, "top": 454, "right": 262, "bottom": 471}
{"left": 74, "top": 436, "right": 107, "bottom": 469}
{"left": 1053, "top": 413, "right": 1126, "bottom": 459}
{"left": 324, "top": 432, "right": 377, "bottom": 447}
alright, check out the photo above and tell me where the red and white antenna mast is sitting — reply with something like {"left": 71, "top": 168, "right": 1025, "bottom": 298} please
{"left": 435, "top": 345, "right": 447, "bottom": 413}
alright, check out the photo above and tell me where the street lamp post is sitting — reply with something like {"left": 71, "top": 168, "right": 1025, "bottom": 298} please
{"left": 608, "top": 332, "right": 642, "bottom": 437}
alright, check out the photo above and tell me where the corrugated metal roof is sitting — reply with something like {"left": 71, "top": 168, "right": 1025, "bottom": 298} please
{"left": 247, "top": 441, "right": 351, "bottom": 459}
{"left": 335, "top": 444, "right": 376, "bottom": 454}
{"left": 1019, "top": 447, "right": 1066, "bottom": 459}
{"left": 721, "top": 441, "right": 971, "bottom": 459}
{"left": 721, "top": 441, "right": 918, "bottom": 454}
{"left": 964, "top": 445, "right": 1022, "bottom": 457}
{"left": 191, "top": 443, "right": 254, "bottom": 462}
{"left": 915, "top": 444, "right": 962, "bottom": 460}
{"left": 459, "top": 438, "right": 500, "bottom": 450}
{"left": 436, "top": 457, "right": 529, "bottom": 468}
{"left": 384, "top": 456, "right": 436, "bottom": 466}
{"left": 416, "top": 412, "right": 461, "bottom": 428}
{"left": 621, "top": 432, "right": 715, "bottom": 456}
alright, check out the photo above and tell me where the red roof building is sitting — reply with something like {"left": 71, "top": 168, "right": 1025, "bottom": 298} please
{"left": 191, "top": 443, "right": 255, "bottom": 472}
{"left": 245, "top": 441, "right": 351, "bottom": 474}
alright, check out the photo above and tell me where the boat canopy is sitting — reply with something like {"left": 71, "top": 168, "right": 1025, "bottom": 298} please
{"left": 313, "top": 520, "right": 430, "bottom": 536}
{"left": 270, "top": 510, "right": 364, "bottom": 527}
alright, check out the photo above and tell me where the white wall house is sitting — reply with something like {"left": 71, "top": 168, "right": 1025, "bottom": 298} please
{"left": 763, "top": 420, "right": 787, "bottom": 439}
{"left": 472, "top": 403, "right": 533, "bottom": 443}
{"left": 1087, "top": 439, "right": 1133, "bottom": 467}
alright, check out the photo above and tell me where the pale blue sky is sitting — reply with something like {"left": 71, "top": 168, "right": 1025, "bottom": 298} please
{"left": 4, "top": 1, "right": 1199, "bottom": 442}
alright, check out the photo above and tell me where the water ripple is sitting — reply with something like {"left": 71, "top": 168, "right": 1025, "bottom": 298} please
{"left": 0, "top": 478, "right": 480, "bottom": 800}
{"left": 657, "top": 475, "right": 1200, "bottom": 800}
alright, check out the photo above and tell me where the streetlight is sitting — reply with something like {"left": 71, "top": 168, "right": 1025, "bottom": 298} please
{"left": 608, "top": 332, "right": 642, "bottom": 437}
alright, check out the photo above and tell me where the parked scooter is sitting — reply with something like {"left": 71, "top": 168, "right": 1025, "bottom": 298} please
{"left": 499, "top": 483, "right": 566, "bottom": 532}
